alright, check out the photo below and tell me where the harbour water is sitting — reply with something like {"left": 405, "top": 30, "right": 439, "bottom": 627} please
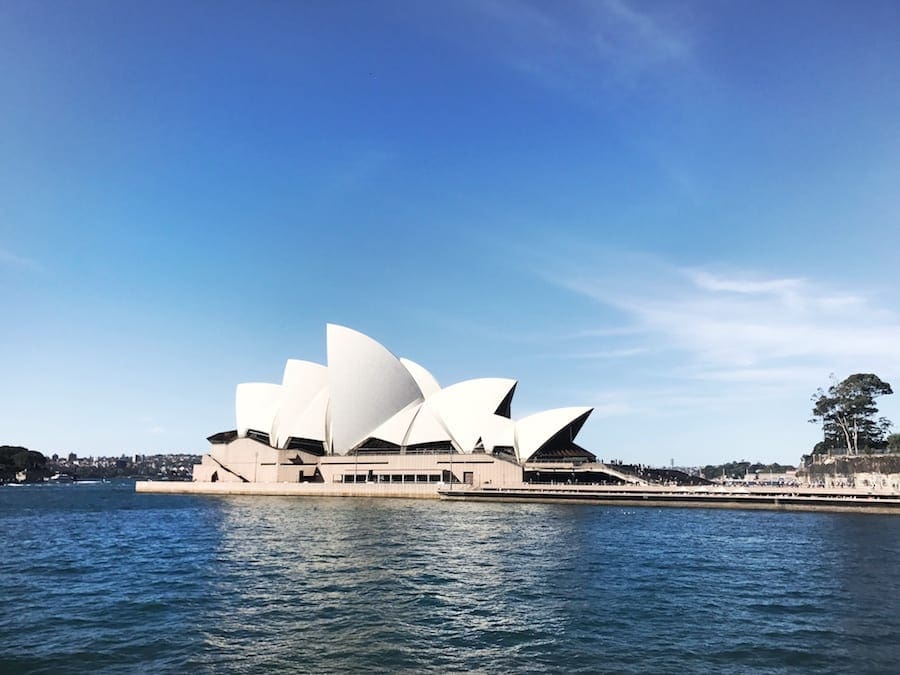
{"left": 2, "top": 481, "right": 899, "bottom": 673}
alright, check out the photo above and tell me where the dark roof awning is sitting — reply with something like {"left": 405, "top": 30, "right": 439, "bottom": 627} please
{"left": 531, "top": 443, "right": 596, "bottom": 461}
{"left": 207, "top": 429, "right": 238, "bottom": 444}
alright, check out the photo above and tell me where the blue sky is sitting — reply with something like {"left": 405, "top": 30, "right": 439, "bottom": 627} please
{"left": 2, "top": 1, "right": 899, "bottom": 465}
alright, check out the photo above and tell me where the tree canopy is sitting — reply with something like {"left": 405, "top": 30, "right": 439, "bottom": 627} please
{"left": 810, "top": 374, "right": 893, "bottom": 455}
{"left": 0, "top": 445, "right": 48, "bottom": 481}
{"left": 701, "top": 460, "right": 796, "bottom": 480}
{"left": 888, "top": 433, "right": 900, "bottom": 453}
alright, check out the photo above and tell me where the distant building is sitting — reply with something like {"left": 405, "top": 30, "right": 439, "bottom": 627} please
{"left": 743, "top": 470, "right": 799, "bottom": 485}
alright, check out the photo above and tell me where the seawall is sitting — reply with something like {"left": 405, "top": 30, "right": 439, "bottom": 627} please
{"left": 438, "top": 485, "right": 900, "bottom": 514}
{"left": 135, "top": 480, "right": 441, "bottom": 499}
{"left": 136, "top": 481, "right": 900, "bottom": 512}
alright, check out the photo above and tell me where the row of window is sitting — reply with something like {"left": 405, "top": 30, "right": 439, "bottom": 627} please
{"left": 351, "top": 441, "right": 458, "bottom": 455}
{"left": 342, "top": 473, "right": 443, "bottom": 483}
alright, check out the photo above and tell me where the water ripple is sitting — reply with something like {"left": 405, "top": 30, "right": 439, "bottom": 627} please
{"left": 2, "top": 483, "right": 900, "bottom": 673}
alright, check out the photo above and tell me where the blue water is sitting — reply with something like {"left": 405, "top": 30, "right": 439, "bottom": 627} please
{"left": 1, "top": 482, "right": 899, "bottom": 673}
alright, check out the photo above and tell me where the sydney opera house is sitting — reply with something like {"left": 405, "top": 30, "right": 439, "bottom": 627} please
{"left": 192, "top": 324, "right": 596, "bottom": 489}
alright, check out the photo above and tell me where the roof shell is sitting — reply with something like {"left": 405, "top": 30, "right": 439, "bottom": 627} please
{"left": 514, "top": 406, "right": 593, "bottom": 462}
{"left": 403, "top": 405, "right": 453, "bottom": 447}
{"left": 281, "top": 359, "right": 327, "bottom": 390}
{"left": 271, "top": 360, "right": 328, "bottom": 448}
{"left": 400, "top": 358, "right": 441, "bottom": 398}
{"left": 478, "top": 414, "right": 517, "bottom": 452}
{"left": 428, "top": 378, "right": 517, "bottom": 452}
{"left": 276, "top": 387, "right": 329, "bottom": 447}
{"left": 367, "top": 402, "right": 422, "bottom": 446}
{"left": 235, "top": 382, "right": 283, "bottom": 438}
{"left": 326, "top": 324, "right": 424, "bottom": 454}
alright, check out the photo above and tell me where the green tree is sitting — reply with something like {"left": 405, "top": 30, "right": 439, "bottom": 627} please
{"left": 810, "top": 374, "right": 893, "bottom": 455}
{"left": 888, "top": 433, "right": 900, "bottom": 453}
{"left": 0, "top": 445, "right": 48, "bottom": 481}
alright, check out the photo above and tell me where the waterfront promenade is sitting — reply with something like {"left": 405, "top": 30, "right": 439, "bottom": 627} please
{"left": 135, "top": 480, "right": 442, "bottom": 499}
{"left": 438, "top": 483, "right": 900, "bottom": 513}
{"left": 136, "top": 480, "right": 900, "bottom": 513}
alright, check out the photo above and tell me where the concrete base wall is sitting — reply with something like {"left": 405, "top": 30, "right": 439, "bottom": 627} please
{"left": 809, "top": 472, "right": 900, "bottom": 491}
{"left": 193, "top": 439, "right": 323, "bottom": 483}
{"left": 137, "top": 481, "right": 442, "bottom": 499}
{"left": 190, "top": 437, "right": 524, "bottom": 488}
{"left": 802, "top": 455, "right": 900, "bottom": 490}
{"left": 317, "top": 452, "right": 522, "bottom": 487}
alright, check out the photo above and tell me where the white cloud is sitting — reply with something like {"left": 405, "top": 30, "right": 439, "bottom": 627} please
{"left": 685, "top": 269, "right": 805, "bottom": 296}
{"left": 540, "top": 347, "right": 648, "bottom": 360}
{"left": 547, "top": 253, "right": 900, "bottom": 386}
{"left": 542, "top": 256, "right": 900, "bottom": 465}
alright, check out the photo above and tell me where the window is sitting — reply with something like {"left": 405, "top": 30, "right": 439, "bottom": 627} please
{"left": 246, "top": 429, "right": 271, "bottom": 445}
{"left": 285, "top": 437, "right": 326, "bottom": 455}
{"left": 405, "top": 441, "right": 456, "bottom": 454}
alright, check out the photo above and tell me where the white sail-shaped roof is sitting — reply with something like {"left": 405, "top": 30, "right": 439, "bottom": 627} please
{"left": 403, "top": 405, "right": 454, "bottom": 447}
{"left": 326, "top": 324, "right": 425, "bottom": 454}
{"left": 281, "top": 359, "right": 328, "bottom": 391}
{"left": 275, "top": 387, "right": 329, "bottom": 448}
{"left": 222, "top": 326, "right": 593, "bottom": 464}
{"left": 235, "top": 382, "right": 283, "bottom": 438}
{"left": 271, "top": 360, "right": 328, "bottom": 448}
{"left": 400, "top": 358, "right": 441, "bottom": 398}
{"left": 514, "top": 406, "right": 593, "bottom": 462}
{"left": 429, "top": 378, "right": 517, "bottom": 452}
{"left": 367, "top": 402, "right": 422, "bottom": 446}
{"left": 478, "top": 414, "right": 516, "bottom": 452}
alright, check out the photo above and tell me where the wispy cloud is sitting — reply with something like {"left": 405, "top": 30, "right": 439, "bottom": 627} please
{"left": 597, "top": 0, "right": 691, "bottom": 64}
{"left": 545, "top": 252, "right": 900, "bottom": 387}
{"left": 686, "top": 269, "right": 805, "bottom": 296}
{"left": 540, "top": 347, "right": 648, "bottom": 360}
{"left": 591, "top": 401, "right": 636, "bottom": 418}
{"left": 139, "top": 416, "right": 166, "bottom": 435}
{"left": 0, "top": 246, "right": 40, "bottom": 271}
{"left": 562, "top": 326, "right": 645, "bottom": 339}
{"left": 460, "top": 0, "right": 696, "bottom": 96}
